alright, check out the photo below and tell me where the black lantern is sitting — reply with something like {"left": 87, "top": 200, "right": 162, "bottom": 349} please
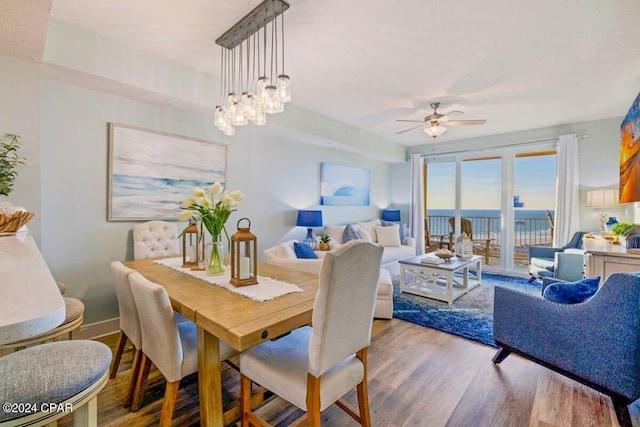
{"left": 230, "top": 218, "right": 258, "bottom": 287}
{"left": 182, "top": 223, "right": 205, "bottom": 270}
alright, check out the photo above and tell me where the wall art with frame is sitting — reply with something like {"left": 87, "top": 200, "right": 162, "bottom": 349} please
{"left": 320, "top": 163, "right": 370, "bottom": 206}
{"left": 108, "top": 123, "right": 227, "bottom": 221}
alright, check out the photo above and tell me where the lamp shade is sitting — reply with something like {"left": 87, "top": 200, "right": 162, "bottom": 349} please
{"left": 381, "top": 209, "right": 401, "bottom": 222}
{"left": 586, "top": 188, "right": 619, "bottom": 208}
{"left": 296, "top": 210, "right": 323, "bottom": 227}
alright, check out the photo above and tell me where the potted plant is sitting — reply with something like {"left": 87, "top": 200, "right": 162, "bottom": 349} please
{"left": 612, "top": 221, "right": 639, "bottom": 246}
{"left": 319, "top": 234, "right": 331, "bottom": 251}
{"left": 0, "top": 133, "right": 33, "bottom": 233}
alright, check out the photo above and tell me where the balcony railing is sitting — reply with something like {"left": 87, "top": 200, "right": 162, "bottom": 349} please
{"left": 426, "top": 215, "right": 553, "bottom": 259}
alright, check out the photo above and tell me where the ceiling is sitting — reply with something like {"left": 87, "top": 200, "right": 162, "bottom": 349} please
{"left": 30, "top": 1, "right": 640, "bottom": 145}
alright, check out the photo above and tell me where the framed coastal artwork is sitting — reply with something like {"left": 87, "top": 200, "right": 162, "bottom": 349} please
{"left": 620, "top": 91, "right": 640, "bottom": 203}
{"left": 108, "top": 123, "right": 227, "bottom": 221}
{"left": 320, "top": 163, "right": 370, "bottom": 206}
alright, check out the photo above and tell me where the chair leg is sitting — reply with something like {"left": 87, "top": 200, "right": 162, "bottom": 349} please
{"left": 110, "top": 331, "right": 128, "bottom": 379}
{"left": 159, "top": 380, "right": 180, "bottom": 427}
{"left": 492, "top": 348, "right": 511, "bottom": 364}
{"left": 306, "top": 374, "right": 322, "bottom": 427}
{"left": 123, "top": 348, "right": 143, "bottom": 407}
{"left": 528, "top": 275, "right": 537, "bottom": 283}
{"left": 611, "top": 395, "right": 632, "bottom": 427}
{"left": 131, "top": 353, "right": 152, "bottom": 412}
{"left": 74, "top": 395, "right": 98, "bottom": 427}
{"left": 241, "top": 374, "right": 251, "bottom": 427}
{"left": 355, "top": 349, "right": 371, "bottom": 427}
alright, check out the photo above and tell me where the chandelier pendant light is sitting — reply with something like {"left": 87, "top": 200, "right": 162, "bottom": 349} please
{"left": 214, "top": 0, "right": 291, "bottom": 135}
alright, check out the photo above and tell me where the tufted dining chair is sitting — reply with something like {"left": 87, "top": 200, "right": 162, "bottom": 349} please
{"left": 129, "top": 272, "right": 238, "bottom": 426}
{"left": 133, "top": 221, "right": 180, "bottom": 260}
{"left": 239, "top": 240, "right": 384, "bottom": 427}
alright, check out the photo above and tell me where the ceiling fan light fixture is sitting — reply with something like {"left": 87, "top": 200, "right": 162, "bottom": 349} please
{"left": 424, "top": 125, "right": 447, "bottom": 138}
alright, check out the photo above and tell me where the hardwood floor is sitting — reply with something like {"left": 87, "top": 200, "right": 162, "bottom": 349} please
{"left": 58, "top": 319, "right": 638, "bottom": 426}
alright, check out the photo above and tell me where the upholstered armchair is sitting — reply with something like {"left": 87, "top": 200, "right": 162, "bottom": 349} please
{"left": 493, "top": 272, "right": 640, "bottom": 427}
{"left": 528, "top": 231, "right": 587, "bottom": 282}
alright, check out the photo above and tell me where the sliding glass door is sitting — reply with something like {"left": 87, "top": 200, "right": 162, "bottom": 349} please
{"left": 424, "top": 148, "right": 557, "bottom": 274}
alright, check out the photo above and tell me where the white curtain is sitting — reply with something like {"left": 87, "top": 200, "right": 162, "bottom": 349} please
{"left": 554, "top": 134, "right": 581, "bottom": 246}
{"left": 410, "top": 154, "right": 425, "bottom": 255}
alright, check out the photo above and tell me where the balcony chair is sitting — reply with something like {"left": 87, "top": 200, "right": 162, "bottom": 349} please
{"left": 492, "top": 272, "right": 640, "bottom": 427}
{"left": 239, "top": 240, "right": 384, "bottom": 427}
{"left": 528, "top": 231, "right": 587, "bottom": 282}
{"left": 129, "top": 272, "right": 237, "bottom": 426}
{"left": 133, "top": 220, "right": 180, "bottom": 260}
{"left": 448, "top": 217, "right": 493, "bottom": 263}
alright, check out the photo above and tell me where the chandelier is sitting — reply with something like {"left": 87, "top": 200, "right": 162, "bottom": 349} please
{"left": 214, "top": 0, "right": 291, "bottom": 136}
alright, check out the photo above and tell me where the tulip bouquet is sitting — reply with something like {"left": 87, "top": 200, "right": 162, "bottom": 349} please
{"left": 179, "top": 183, "right": 245, "bottom": 275}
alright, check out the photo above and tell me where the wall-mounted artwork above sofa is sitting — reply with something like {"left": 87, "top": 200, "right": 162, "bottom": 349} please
{"left": 320, "top": 163, "right": 370, "bottom": 206}
{"left": 620, "top": 92, "right": 640, "bottom": 203}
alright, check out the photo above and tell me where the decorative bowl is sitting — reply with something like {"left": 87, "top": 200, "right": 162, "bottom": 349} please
{"left": 434, "top": 253, "right": 454, "bottom": 260}
{"left": 0, "top": 211, "right": 34, "bottom": 233}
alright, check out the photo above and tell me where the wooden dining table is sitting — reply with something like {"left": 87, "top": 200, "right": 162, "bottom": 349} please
{"left": 123, "top": 258, "right": 319, "bottom": 427}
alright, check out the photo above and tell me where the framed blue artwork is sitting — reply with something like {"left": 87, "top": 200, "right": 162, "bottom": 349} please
{"left": 108, "top": 123, "right": 227, "bottom": 221}
{"left": 320, "top": 163, "right": 370, "bottom": 206}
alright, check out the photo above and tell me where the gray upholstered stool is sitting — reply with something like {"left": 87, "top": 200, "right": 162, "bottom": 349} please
{"left": 0, "top": 340, "right": 111, "bottom": 426}
{"left": 0, "top": 298, "right": 84, "bottom": 353}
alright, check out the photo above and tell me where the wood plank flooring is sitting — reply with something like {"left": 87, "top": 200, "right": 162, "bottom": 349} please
{"left": 57, "top": 319, "right": 639, "bottom": 426}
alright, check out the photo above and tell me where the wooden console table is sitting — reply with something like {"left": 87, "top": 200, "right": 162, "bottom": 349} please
{"left": 584, "top": 238, "right": 640, "bottom": 279}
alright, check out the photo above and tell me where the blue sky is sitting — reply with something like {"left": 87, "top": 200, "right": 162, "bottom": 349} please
{"left": 426, "top": 154, "right": 557, "bottom": 210}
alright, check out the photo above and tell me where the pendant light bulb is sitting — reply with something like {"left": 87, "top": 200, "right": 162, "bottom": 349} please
{"left": 277, "top": 75, "right": 291, "bottom": 103}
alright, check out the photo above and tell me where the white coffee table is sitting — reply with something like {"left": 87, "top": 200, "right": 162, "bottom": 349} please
{"left": 399, "top": 255, "right": 482, "bottom": 304}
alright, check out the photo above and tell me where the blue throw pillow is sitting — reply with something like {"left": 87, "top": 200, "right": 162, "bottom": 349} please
{"left": 293, "top": 242, "right": 317, "bottom": 259}
{"left": 542, "top": 276, "right": 600, "bottom": 304}
{"left": 381, "top": 219, "right": 407, "bottom": 245}
{"left": 343, "top": 224, "right": 361, "bottom": 242}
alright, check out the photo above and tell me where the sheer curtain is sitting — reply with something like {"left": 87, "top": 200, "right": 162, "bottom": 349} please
{"left": 554, "top": 134, "right": 581, "bottom": 246}
{"left": 410, "top": 154, "right": 425, "bottom": 255}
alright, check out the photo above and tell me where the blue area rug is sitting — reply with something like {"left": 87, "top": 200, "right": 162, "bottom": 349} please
{"left": 392, "top": 273, "right": 541, "bottom": 347}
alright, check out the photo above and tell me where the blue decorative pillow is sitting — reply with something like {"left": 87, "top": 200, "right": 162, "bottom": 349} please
{"left": 381, "top": 219, "right": 407, "bottom": 245}
{"left": 542, "top": 276, "right": 600, "bottom": 304}
{"left": 343, "top": 224, "right": 361, "bottom": 242}
{"left": 293, "top": 242, "right": 317, "bottom": 259}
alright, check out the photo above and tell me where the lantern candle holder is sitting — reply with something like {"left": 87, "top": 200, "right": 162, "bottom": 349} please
{"left": 230, "top": 218, "right": 258, "bottom": 287}
{"left": 182, "top": 223, "right": 205, "bottom": 270}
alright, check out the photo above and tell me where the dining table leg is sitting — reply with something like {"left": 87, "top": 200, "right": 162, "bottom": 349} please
{"left": 197, "top": 326, "right": 224, "bottom": 427}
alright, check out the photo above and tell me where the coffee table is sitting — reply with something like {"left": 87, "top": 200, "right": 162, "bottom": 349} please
{"left": 399, "top": 255, "right": 482, "bottom": 304}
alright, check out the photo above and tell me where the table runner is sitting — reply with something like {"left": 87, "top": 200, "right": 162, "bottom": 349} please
{"left": 154, "top": 257, "right": 303, "bottom": 302}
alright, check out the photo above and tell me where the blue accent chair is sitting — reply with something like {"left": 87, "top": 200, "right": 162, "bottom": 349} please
{"left": 492, "top": 272, "right": 640, "bottom": 427}
{"left": 528, "top": 231, "right": 587, "bottom": 282}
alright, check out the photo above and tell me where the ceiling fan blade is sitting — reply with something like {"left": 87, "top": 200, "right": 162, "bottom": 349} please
{"left": 439, "top": 110, "right": 464, "bottom": 119}
{"left": 396, "top": 119, "right": 425, "bottom": 123}
{"left": 395, "top": 124, "right": 428, "bottom": 134}
{"left": 444, "top": 120, "right": 487, "bottom": 126}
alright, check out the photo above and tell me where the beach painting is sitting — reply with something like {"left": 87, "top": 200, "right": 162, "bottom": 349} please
{"left": 620, "top": 91, "right": 640, "bottom": 203}
{"left": 108, "top": 123, "right": 227, "bottom": 221}
{"left": 320, "top": 163, "right": 370, "bottom": 206}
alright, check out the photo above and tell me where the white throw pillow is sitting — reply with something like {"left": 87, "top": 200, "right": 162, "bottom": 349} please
{"left": 324, "top": 225, "right": 346, "bottom": 245}
{"left": 356, "top": 227, "right": 372, "bottom": 242}
{"left": 376, "top": 224, "right": 401, "bottom": 247}
{"left": 356, "top": 219, "right": 381, "bottom": 243}
{"left": 276, "top": 240, "right": 297, "bottom": 259}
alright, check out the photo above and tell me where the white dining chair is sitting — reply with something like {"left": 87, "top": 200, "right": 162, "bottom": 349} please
{"left": 239, "top": 240, "right": 383, "bottom": 427}
{"left": 128, "top": 272, "right": 238, "bottom": 426}
{"left": 133, "top": 221, "right": 180, "bottom": 260}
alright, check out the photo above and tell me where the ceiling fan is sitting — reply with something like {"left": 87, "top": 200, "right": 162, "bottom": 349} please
{"left": 396, "top": 102, "right": 486, "bottom": 139}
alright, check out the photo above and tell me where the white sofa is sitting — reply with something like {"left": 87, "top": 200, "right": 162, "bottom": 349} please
{"left": 263, "top": 220, "right": 415, "bottom": 319}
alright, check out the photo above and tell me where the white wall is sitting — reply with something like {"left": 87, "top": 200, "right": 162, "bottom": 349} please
{"left": 0, "top": 54, "right": 42, "bottom": 242}
{"left": 400, "top": 117, "right": 628, "bottom": 233}
{"left": 41, "top": 79, "right": 390, "bottom": 324}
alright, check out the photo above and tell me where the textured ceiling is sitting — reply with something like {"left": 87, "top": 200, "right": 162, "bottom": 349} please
{"left": 0, "top": 0, "right": 51, "bottom": 62}
{"left": 41, "top": 0, "right": 640, "bottom": 145}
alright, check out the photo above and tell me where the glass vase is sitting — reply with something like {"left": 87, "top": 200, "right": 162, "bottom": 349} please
{"left": 207, "top": 235, "right": 225, "bottom": 276}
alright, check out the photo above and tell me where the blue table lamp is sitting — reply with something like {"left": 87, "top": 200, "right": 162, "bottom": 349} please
{"left": 381, "top": 209, "right": 401, "bottom": 222}
{"left": 296, "top": 210, "right": 323, "bottom": 247}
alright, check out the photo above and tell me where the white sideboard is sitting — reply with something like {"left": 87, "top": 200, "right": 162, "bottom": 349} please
{"left": 584, "top": 237, "right": 640, "bottom": 280}
{"left": 0, "top": 231, "right": 65, "bottom": 344}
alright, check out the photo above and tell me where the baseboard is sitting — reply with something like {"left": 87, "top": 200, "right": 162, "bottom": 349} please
{"left": 80, "top": 317, "right": 120, "bottom": 340}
